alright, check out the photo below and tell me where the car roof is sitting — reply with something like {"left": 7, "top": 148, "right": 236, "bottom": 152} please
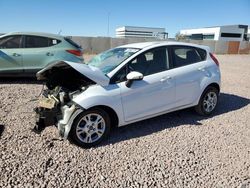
{"left": 119, "top": 41, "right": 210, "bottom": 51}
{"left": 1, "top": 31, "right": 65, "bottom": 40}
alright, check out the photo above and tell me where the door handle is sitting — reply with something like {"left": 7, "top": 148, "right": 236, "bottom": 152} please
{"left": 12, "top": 53, "right": 21, "bottom": 57}
{"left": 198, "top": 66, "right": 206, "bottom": 72}
{"left": 46, "top": 52, "right": 54, "bottom": 56}
{"left": 160, "top": 76, "right": 172, "bottom": 82}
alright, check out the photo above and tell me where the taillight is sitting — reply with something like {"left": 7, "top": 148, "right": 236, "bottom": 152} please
{"left": 209, "top": 53, "right": 219, "bottom": 67}
{"left": 66, "top": 50, "right": 82, "bottom": 56}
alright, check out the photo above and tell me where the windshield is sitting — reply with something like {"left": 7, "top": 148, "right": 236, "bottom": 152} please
{"left": 87, "top": 47, "right": 139, "bottom": 74}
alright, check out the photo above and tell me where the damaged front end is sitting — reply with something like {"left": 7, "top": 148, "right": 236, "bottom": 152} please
{"left": 34, "top": 61, "right": 97, "bottom": 138}
{"left": 34, "top": 86, "right": 84, "bottom": 138}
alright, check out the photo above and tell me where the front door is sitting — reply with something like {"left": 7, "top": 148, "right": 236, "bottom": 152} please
{"left": 0, "top": 35, "right": 23, "bottom": 74}
{"left": 118, "top": 47, "right": 176, "bottom": 122}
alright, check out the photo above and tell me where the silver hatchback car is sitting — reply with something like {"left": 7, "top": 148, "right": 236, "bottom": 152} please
{"left": 35, "top": 41, "right": 221, "bottom": 148}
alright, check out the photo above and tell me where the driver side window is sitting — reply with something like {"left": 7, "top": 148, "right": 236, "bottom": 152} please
{"left": 0, "top": 35, "right": 22, "bottom": 49}
{"left": 111, "top": 47, "right": 170, "bottom": 84}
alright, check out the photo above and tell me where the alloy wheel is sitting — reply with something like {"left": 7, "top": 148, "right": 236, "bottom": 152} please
{"left": 203, "top": 91, "right": 217, "bottom": 113}
{"left": 76, "top": 113, "right": 106, "bottom": 143}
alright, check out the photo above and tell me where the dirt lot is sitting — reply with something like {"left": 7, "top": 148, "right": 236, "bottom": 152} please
{"left": 0, "top": 55, "right": 249, "bottom": 187}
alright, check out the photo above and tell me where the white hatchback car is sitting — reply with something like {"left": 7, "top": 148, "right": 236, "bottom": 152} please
{"left": 35, "top": 41, "right": 221, "bottom": 148}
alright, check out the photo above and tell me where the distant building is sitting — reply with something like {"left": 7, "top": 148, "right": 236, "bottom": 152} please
{"left": 180, "top": 25, "right": 250, "bottom": 41}
{"left": 116, "top": 26, "right": 168, "bottom": 39}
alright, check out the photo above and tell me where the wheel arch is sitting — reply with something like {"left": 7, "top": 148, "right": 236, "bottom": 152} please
{"left": 195, "top": 82, "right": 220, "bottom": 105}
{"left": 207, "top": 82, "right": 220, "bottom": 93}
{"left": 87, "top": 105, "right": 119, "bottom": 128}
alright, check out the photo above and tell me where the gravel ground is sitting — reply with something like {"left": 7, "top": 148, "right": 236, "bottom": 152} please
{"left": 0, "top": 55, "right": 250, "bottom": 188}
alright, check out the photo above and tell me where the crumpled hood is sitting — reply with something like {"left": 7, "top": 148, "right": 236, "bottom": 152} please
{"left": 36, "top": 61, "right": 110, "bottom": 86}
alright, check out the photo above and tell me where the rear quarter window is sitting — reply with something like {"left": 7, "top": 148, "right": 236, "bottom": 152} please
{"left": 196, "top": 48, "right": 207, "bottom": 61}
{"left": 48, "top": 38, "right": 61, "bottom": 46}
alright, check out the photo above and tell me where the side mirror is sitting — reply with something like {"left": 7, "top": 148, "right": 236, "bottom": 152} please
{"left": 125, "top": 71, "right": 143, "bottom": 88}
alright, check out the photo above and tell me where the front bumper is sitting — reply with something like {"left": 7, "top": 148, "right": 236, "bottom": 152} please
{"left": 34, "top": 103, "right": 83, "bottom": 139}
{"left": 34, "top": 107, "right": 59, "bottom": 132}
{"left": 57, "top": 104, "right": 76, "bottom": 138}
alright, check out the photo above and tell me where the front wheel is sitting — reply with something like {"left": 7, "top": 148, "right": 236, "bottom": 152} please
{"left": 195, "top": 86, "right": 219, "bottom": 116}
{"left": 70, "top": 108, "right": 111, "bottom": 148}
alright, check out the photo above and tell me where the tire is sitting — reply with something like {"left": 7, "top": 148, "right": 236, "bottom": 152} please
{"left": 195, "top": 86, "right": 219, "bottom": 116}
{"left": 69, "top": 108, "right": 111, "bottom": 148}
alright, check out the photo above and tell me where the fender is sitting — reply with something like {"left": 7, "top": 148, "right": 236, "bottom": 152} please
{"left": 72, "top": 85, "right": 125, "bottom": 126}
{"left": 58, "top": 107, "right": 84, "bottom": 139}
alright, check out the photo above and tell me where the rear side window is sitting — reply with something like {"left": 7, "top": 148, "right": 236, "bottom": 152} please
{"left": 64, "top": 37, "right": 81, "bottom": 48}
{"left": 25, "top": 36, "right": 48, "bottom": 48}
{"left": 172, "top": 46, "right": 204, "bottom": 68}
{"left": 25, "top": 36, "right": 61, "bottom": 48}
{"left": 129, "top": 47, "right": 170, "bottom": 76}
{"left": 0, "top": 35, "right": 22, "bottom": 49}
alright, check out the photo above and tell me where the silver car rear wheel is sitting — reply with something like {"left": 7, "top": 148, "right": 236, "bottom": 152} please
{"left": 195, "top": 86, "right": 219, "bottom": 116}
{"left": 203, "top": 91, "right": 218, "bottom": 113}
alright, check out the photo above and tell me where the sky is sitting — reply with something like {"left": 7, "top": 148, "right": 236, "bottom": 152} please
{"left": 1, "top": 0, "right": 249, "bottom": 38}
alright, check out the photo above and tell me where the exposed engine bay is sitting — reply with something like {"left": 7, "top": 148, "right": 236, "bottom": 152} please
{"left": 34, "top": 61, "right": 95, "bottom": 136}
{"left": 37, "top": 61, "right": 95, "bottom": 90}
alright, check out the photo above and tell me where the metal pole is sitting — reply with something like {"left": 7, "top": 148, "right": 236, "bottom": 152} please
{"left": 107, "top": 12, "right": 110, "bottom": 37}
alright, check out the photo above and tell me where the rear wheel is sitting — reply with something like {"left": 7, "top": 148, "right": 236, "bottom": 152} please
{"left": 195, "top": 86, "right": 219, "bottom": 116}
{"left": 70, "top": 108, "right": 111, "bottom": 148}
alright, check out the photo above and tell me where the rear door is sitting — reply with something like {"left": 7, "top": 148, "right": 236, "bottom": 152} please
{"left": 0, "top": 35, "right": 23, "bottom": 74}
{"left": 22, "top": 35, "right": 60, "bottom": 73}
{"left": 170, "top": 45, "right": 207, "bottom": 106}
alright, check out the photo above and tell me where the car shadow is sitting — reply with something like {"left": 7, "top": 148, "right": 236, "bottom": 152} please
{"left": 0, "top": 77, "right": 43, "bottom": 85}
{"left": 0, "top": 124, "right": 5, "bottom": 138}
{"left": 99, "top": 93, "right": 250, "bottom": 147}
